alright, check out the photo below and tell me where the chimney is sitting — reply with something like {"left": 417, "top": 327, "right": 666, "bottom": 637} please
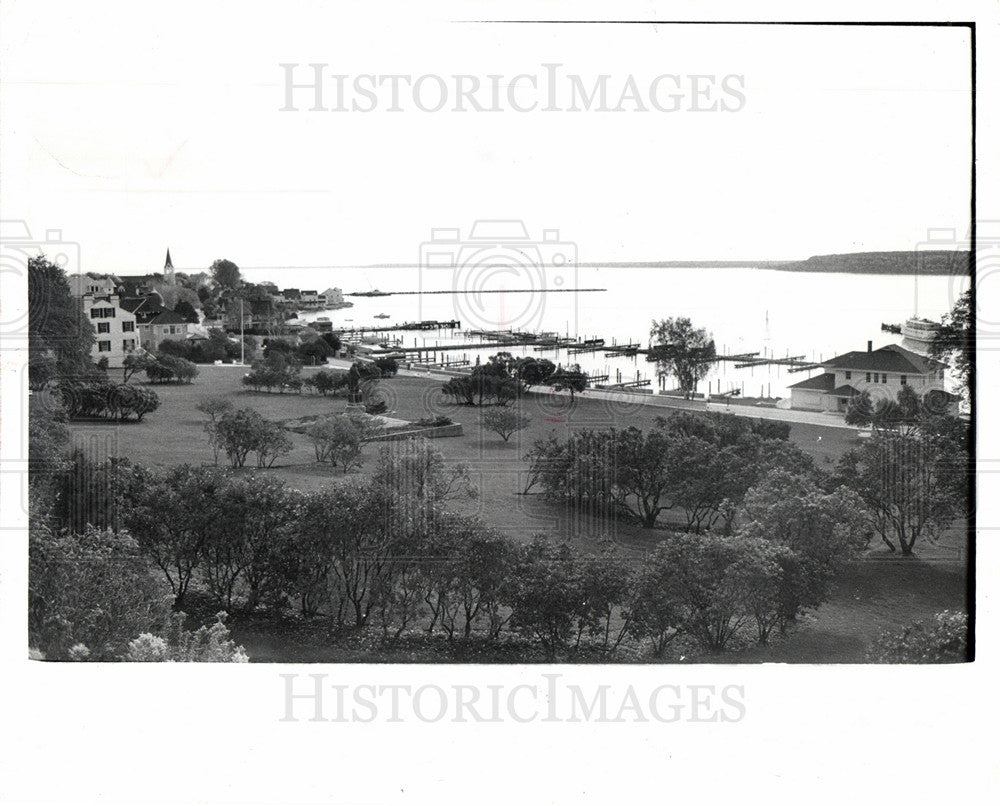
{"left": 867, "top": 340, "right": 873, "bottom": 352}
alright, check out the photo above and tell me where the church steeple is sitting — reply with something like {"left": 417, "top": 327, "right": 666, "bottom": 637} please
{"left": 164, "top": 248, "right": 175, "bottom": 285}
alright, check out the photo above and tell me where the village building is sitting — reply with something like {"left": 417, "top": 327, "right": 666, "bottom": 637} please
{"left": 80, "top": 292, "right": 140, "bottom": 368}
{"left": 787, "top": 341, "right": 955, "bottom": 414}
{"left": 321, "top": 287, "right": 345, "bottom": 306}
{"left": 120, "top": 296, "right": 189, "bottom": 351}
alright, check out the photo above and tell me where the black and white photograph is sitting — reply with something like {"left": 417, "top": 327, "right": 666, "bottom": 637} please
{"left": 1, "top": 1, "right": 996, "bottom": 803}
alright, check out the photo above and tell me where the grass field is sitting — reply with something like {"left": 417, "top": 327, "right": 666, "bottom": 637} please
{"left": 67, "top": 365, "right": 971, "bottom": 663}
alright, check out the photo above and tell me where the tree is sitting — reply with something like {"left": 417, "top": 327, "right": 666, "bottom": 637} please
{"left": 122, "top": 351, "right": 155, "bottom": 383}
{"left": 930, "top": 288, "right": 972, "bottom": 401}
{"left": 481, "top": 407, "right": 531, "bottom": 442}
{"left": 649, "top": 317, "right": 716, "bottom": 398}
{"left": 306, "top": 416, "right": 364, "bottom": 472}
{"left": 634, "top": 534, "right": 756, "bottom": 653}
{"left": 210, "top": 408, "right": 287, "bottom": 468}
{"left": 210, "top": 258, "right": 242, "bottom": 290}
{"left": 28, "top": 255, "right": 96, "bottom": 384}
{"left": 512, "top": 357, "right": 556, "bottom": 391}
{"left": 119, "top": 464, "right": 228, "bottom": 608}
{"left": 173, "top": 299, "right": 201, "bottom": 324}
{"left": 836, "top": 421, "right": 968, "bottom": 554}
{"left": 505, "top": 537, "right": 588, "bottom": 653}
{"left": 549, "top": 365, "right": 588, "bottom": 400}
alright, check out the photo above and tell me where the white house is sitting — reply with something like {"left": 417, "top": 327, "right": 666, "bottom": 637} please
{"left": 788, "top": 342, "right": 954, "bottom": 413}
{"left": 81, "top": 292, "right": 140, "bottom": 368}
{"left": 69, "top": 274, "right": 117, "bottom": 298}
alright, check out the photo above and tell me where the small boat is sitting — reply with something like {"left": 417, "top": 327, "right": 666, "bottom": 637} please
{"left": 374, "top": 313, "right": 391, "bottom": 319}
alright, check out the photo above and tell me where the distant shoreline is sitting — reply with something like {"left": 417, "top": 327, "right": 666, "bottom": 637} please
{"left": 346, "top": 288, "right": 607, "bottom": 297}
{"left": 331, "top": 250, "right": 970, "bottom": 276}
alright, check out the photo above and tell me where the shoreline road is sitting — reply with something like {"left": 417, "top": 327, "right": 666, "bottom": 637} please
{"left": 392, "top": 364, "right": 863, "bottom": 432}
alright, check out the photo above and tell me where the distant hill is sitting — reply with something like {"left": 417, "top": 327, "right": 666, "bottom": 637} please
{"left": 774, "top": 250, "right": 971, "bottom": 276}
{"left": 361, "top": 250, "right": 972, "bottom": 275}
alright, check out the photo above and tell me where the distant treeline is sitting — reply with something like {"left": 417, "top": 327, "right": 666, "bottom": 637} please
{"left": 773, "top": 251, "right": 972, "bottom": 276}
{"left": 358, "top": 251, "right": 970, "bottom": 276}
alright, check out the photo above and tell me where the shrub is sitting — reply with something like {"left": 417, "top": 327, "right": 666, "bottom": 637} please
{"left": 28, "top": 523, "right": 172, "bottom": 660}
{"left": 866, "top": 611, "right": 969, "bottom": 663}
{"left": 125, "top": 612, "right": 249, "bottom": 662}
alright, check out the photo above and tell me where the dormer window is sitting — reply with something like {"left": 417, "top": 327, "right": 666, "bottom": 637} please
{"left": 845, "top": 371, "right": 852, "bottom": 380}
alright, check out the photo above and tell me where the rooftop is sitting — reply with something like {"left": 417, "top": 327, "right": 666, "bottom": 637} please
{"left": 788, "top": 373, "right": 835, "bottom": 392}
{"left": 822, "top": 343, "right": 945, "bottom": 374}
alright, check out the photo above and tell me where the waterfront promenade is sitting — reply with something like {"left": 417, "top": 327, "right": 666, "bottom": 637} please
{"left": 354, "top": 359, "right": 864, "bottom": 431}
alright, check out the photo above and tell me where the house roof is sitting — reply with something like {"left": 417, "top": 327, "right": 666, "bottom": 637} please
{"left": 148, "top": 309, "right": 187, "bottom": 326}
{"left": 822, "top": 344, "right": 945, "bottom": 374}
{"left": 829, "top": 384, "right": 861, "bottom": 397}
{"left": 788, "top": 373, "right": 835, "bottom": 392}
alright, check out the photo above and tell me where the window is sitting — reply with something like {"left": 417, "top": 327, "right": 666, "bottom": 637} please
{"left": 865, "top": 372, "right": 871, "bottom": 383}
{"left": 123, "top": 339, "right": 135, "bottom": 351}
{"left": 97, "top": 341, "right": 111, "bottom": 352}
{"left": 882, "top": 374, "right": 888, "bottom": 384}
{"left": 169, "top": 325, "right": 177, "bottom": 335}
{"left": 106, "top": 307, "right": 115, "bottom": 318}
{"left": 900, "top": 375, "right": 907, "bottom": 385}
{"left": 845, "top": 371, "right": 852, "bottom": 380}
{"left": 97, "top": 322, "right": 110, "bottom": 333}
{"left": 91, "top": 308, "right": 102, "bottom": 319}
{"left": 122, "top": 321, "right": 134, "bottom": 332}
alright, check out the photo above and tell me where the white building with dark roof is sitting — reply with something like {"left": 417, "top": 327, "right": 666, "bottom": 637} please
{"left": 81, "top": 292, "right": 140, "bottom": 368}
{"left": 788, "top": 341, "right": 954, "bottom": 413}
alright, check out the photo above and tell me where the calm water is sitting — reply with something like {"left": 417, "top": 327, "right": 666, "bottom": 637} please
{"left": 252, "top": 265, "right": 969, "bottom": 398}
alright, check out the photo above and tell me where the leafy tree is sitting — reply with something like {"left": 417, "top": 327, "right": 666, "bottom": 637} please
{"left": 320, "top": 331, "right": 342, "bottom": 352}
{"left": 173, "top": 299, "right": 201, "bottom": 324}
{"left": 122, "top": 351, "right": 155, "bottom": 383}
{"left": 210, "top": 258, "right": 242, "bottom": 290}
{"left": 28, "top": 255, "right": 96, "bottom": 385}
{"left": 836, "top": 421, "right": 968, "bottom": 554}
{"left": 119, "top": 464, "right": 228, "bottom": 607}
{"left": 505, "top": 537, "right": 588, "bottom": 652}
{"left": 297, "top": 337, "right": 332, "bottom": 365}
{"left": 649, "top": 316, "right": 716, "bottom": 398}
{"left": 209, "top": 408, "right": 289, "bottom": 468}
{"left": 372, "top": 356, "right": 399, "bottom": 376}
{"left": 306, "top": 416, "right": 364, "bottom": 472}
{"left": 930, "top": 288, "right": 972, "bottom": 400}
{"left": 512, "top": 356, "right": 556, "bottom": 391}
{"left": 636, "top": 534, "right": 754, "bottom": 652}
{"left": 549, "top": 365, "right": 588, "bottom": 400}
{"left": 419, "top": 516, "right": 515, "bottom": 640}
{"left": 371, "top": 438, "right": 476, "bottom": 535}
{"left": 482, "top": 407, "right": 531, "bottom": 442}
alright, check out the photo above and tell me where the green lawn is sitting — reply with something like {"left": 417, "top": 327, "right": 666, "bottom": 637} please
{"left": 67, "top": 365, "right": 971, "bottom": 663}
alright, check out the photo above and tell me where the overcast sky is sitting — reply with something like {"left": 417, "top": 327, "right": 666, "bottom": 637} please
{"left": 1, "top": 3, "right": 973, "bottom": 277}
